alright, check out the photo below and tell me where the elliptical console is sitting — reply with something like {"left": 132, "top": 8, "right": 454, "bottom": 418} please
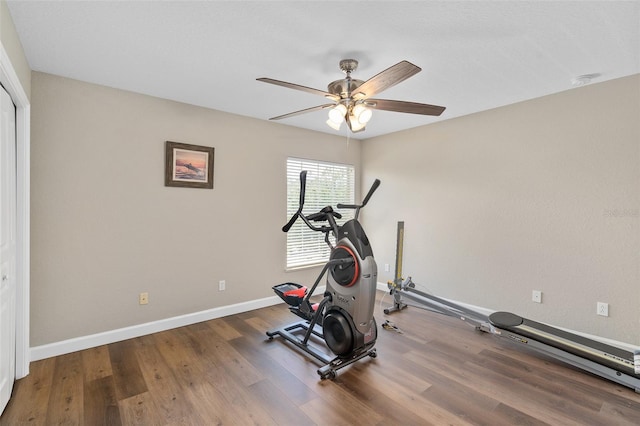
{"left": 268, "top": 171, "right": 380, "bottom": 379}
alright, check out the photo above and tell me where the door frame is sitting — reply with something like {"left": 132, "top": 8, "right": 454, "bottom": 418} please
{"left": 0, "top": 44, "right": 30, "bottom": 379}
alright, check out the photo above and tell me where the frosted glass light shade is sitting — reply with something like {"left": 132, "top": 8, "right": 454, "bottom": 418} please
{"left": 353, "top": 104, "right": 372, "bottom": 124}
{"left": 326, "top": 118, "right": 341, "bottom": 131}
{"left": 328, "top": 104, "right": 347, "bottom": 123}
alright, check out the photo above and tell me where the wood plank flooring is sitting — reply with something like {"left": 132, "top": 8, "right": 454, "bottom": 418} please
{"left": 2, "top": 290, "right": 640, "bottom": 425}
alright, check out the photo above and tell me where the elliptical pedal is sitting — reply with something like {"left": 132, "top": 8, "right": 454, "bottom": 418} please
{"left": 273, "top": 282, "right": 307, "bottom": 306}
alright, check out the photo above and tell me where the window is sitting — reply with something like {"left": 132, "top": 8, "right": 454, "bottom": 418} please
{"left": 286, "top": 158, "right": 355, "bottom": 269}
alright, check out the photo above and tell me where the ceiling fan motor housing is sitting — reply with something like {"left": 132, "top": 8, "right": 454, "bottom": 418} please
{"left": 329, "top": 59, "right": 362, "bottom": 100}
{"left": 327, "top": 79, "right": 364, "bottom": 99}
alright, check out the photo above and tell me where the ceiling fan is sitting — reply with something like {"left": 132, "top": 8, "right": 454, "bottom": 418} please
{"left": 257, "top": 59, "right": 446, "bottom": 133}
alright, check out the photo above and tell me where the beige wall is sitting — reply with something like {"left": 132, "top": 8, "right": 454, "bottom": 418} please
{"left": 0, "top": 0, "right": 30, "bottom": 99}
{"left": 29, "top": 69, "right": 640, "bottom": 347}
{"left": 361, "top": 74, "right": 640, "bottom": 345}
{"left": 30, "top": 72, "right": 361, "bottom": 346}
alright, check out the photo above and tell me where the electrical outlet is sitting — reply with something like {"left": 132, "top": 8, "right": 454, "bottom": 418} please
{"left": 139, "top": 292, "right": 149, "bottom": 305}
{"left": 219, "top": 280, "right": 226, "bottom": 291}
{"left": 597, "top": 302, "right": 609, "bottom": 317}
{"left": 384, "top": 263, "right": 390, "bottom": 272}
{"left": 532, "top": 290, "right": 542, "bottom": 303}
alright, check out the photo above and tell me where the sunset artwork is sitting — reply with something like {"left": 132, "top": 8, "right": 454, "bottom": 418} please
{"left": 173, "top": 148, "right": 209, "bottom": 182}
{"left": 165, "top": 141, "right": 215, "bottom": 189}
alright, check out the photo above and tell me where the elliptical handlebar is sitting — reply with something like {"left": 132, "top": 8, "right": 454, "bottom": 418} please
{"left": 281, "top": 209, "right": 300, "bottom": 233}
{"left": 337, "top": 178, "right": 381, "bottom": 220}
{"left": 307, "top": 207, "right": 342, "bottom": 222}
{"left": 362, "top": 179, "right": 381, "bottom": 207}
{"left": 282, "top": 171, "right": 380, "bottom": 234}
{"left": 282, "top": 171, "right": 307, "bottom": 232}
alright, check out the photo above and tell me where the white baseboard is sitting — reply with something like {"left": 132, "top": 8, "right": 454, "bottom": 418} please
{"left": 31, "top": 284, "right": 330, "bottom": 362}
{"left": 31, "top": 283, "right": 638, "bottom": 362}
{"left": 30, "top": 295, "right": 284, "bottom": 362}
{"left": 376, "top": 282, "right": 389, "bottom": 292}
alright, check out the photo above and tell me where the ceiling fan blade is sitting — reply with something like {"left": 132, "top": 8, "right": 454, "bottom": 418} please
{"left": 352, "top": 60, "right": 421, "bottom": 100}
{"left": 257, "top": 78, "right": 340, "bottom": 101}
{"left": 368, "top": 99, "right": 446, "bottom": 116}
{"left": 268, "top": 104, "right": 335, "bottom": 120}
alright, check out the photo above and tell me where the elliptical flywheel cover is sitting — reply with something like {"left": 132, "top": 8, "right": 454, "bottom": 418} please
{"left": 323, "top": 310, "right": 355, "bottom": 356}
{"left": 330, "top": 245, "right": 359, "bottom": 287}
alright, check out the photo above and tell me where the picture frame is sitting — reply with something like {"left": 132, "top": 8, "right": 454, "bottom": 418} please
{"left": 165, "top": 141, "right": 215, "bottom": 189}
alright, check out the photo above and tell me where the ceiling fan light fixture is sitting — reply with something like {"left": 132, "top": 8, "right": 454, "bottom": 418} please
{"left": 328, "top": 104, "right": 347, "bottom": 123}
{"left": 347, "top": 114, "right": 366, "bottom": 132}
{"left": 326, "top": 118, "right": 341, "bottom": 131}
{"left": 353, "top": 103, "right": 372, "bottom": 124}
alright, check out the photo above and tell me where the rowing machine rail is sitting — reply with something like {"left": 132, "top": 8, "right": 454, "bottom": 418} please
{"left": 386, "top": 277, "right": 640, "bottom": 393}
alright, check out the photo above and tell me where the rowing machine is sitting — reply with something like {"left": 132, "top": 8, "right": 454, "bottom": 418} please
{"left": 385, "top": 221, "right": 640, "bottom": 392}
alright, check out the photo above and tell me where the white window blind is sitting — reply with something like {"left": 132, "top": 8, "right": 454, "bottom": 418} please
{"left": 286, "top": 158, "right": 355, "bottom": 269}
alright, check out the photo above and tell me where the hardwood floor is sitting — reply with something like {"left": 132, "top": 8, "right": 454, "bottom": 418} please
{"left": 2, "top": 290, "right": 640, "bottom": 425}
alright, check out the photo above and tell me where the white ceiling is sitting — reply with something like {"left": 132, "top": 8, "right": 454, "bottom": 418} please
{"left": 7, "top": 0, "right": 640, "bottom": 139}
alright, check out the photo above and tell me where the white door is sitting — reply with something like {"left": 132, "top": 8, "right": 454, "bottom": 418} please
{"left": 0, "top": 83, "right": 17, "bottom": 414}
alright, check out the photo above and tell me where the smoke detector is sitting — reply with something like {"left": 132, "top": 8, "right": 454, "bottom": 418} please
{"left": 571, "top": 73, "right": 601, "bottom": 87}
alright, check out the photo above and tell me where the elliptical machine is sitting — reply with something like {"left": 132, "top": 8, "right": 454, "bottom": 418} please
{"left": 267, "top": 171, "right": 380, "bottom": 379}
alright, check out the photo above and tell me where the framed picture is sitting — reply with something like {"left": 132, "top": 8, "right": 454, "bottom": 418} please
{"left": 165, "top": 141, "right": 215, "bottom": 189}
